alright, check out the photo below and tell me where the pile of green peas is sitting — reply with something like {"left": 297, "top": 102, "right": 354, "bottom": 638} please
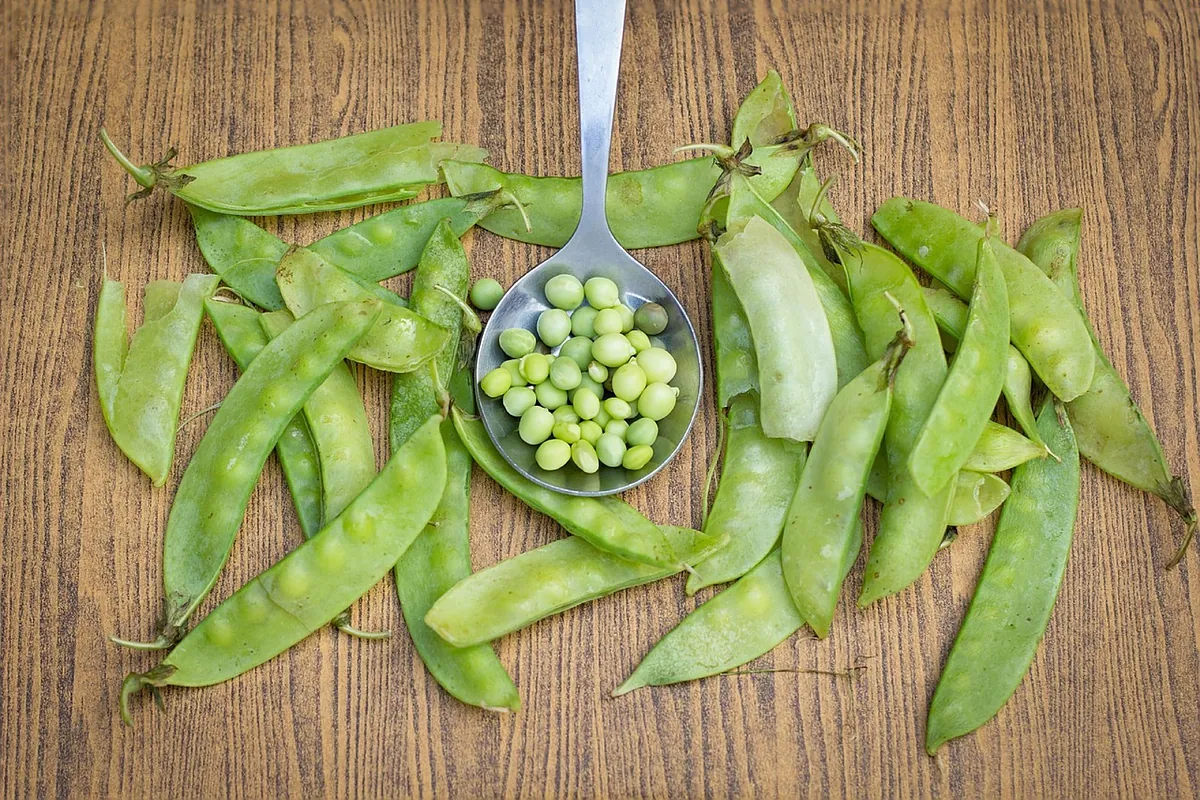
{"left": 476, "top": 274, "right": 679, "bottom": 474}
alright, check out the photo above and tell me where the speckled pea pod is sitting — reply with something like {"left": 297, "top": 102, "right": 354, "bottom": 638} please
{"left": 1018, "top": 208, "right": 1196, "bottom": 565}
{"left": 946, "top": 471, "right": 1011, "bottom": 527}
{"left": 926, "top": 399, "right": 1080, "bottom": 753}
{"left": 424, "top": 526, "right": 725, "bottom": 648}
{"left": 118, "top": 414, "right": 447, "bottom": 725}
{"left": 872, "top": 198, "right": 1095, "bottom": 401}
{"left": 276, "top": 247, "right": 449, "bottom": 373}
{"left": 100, "top": 123, "right": 487, "bottom": 215}
{"left": 112, "top": 300, "right": 381, "bottom": 650}
{"left": 95, "top": 273, "right": 219, "bottom": 486}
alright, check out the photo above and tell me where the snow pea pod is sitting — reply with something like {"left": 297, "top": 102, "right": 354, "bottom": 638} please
{"left": 730, "top": 70, "right": 797, "bottom": 148}
{"left": 771, "top": 163, "right": 849, "bottom": 296}
{"left": 118, "top": 414, "right": 447, "bottom": 725}
{"left": 113, "top": 300, "right": 381, "bottom": 650}
{"left": 276, "top": 247, "right": 448, "bottom": 373}
{"left": 871, "top": 198, "right": 1095, "bottom": 401}
{"left": 926, "top": 399, "right": 1079, "bottom": 753}
{"left": 946, "top": 471, "right": 1010, "bottom": 527}
{"left": 95, "top": 273, "right": 219, "bottom": 486}
{"left": 908, "top": 237, "right": 1010, "bottom": 496}
{"left": 424, "top": 526, "right": 724, "bottom": 648}
{"left": 709, "top": 263, "right": 757, "bottom": 409}
{"left": 1018, "top": 208, "right": 1196, "bottom": 565}
{"left": 100, "top": 123, "right": 487, "bottom": 215}
{"left": 964, "top": 421, "right": 1049, "bottom": 473}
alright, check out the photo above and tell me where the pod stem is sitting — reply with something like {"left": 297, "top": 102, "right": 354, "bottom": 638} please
{"left": 118, "top": 663, "right": 177, "bottom": 727}
{"left": 332, "top": 610, "right": 391, "bottom": 640}
{"left": 98, "top": 128, "right": 194, "bottom": 203}
{"left": 1164, "top": 476, "right": 1197, "bottom": 568}
{"left": 432, "top": 284, "right": 482, "bottom": 335}
{"left": 700, "top": 406, "right": 729, "bottom": 528}
{"left": 881, "top": 293, "right": 916, "bottom": 386}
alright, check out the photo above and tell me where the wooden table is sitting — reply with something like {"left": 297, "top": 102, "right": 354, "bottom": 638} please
{"left": 4, "top": 0, "right": 1198, "bottom": 796}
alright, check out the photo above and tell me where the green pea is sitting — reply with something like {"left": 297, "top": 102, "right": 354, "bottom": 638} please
{"left": 470, "top": 278, "right": 505, "bottom": 310}
{"left": 593, "top": 307, "right": 624, "bottom": 336}
{"left": 501, "top": 359, "right": 527, "bottom": 386}
{"left": 592, "top": 333, "right": 634, "bottom": 368}
{"left": 553, "top": 422, "right": 581, "bottom": 444}
{"left": 519, "top": 406, "right": 555, "bottom": 445}
{"left": 553, "top": 406, "right": 580, "bottom": 425}
{"left": 537, "top": 309, "right": 572, "bottom": 348}
{"left": 638, "top": 382, "right": 677, "bottom": 421}
{"left": 480, "top": 367, "right": 513, "bottom": 398}
{"left": 584, "top": 276, "right": 620, "bottom": 308}
{"left": 574, "top": 375, "right": 604, "bottom": 402}
{"left": 626, "top": 418, "right": 659, "bottom": 447}
{"left": 615, "top": 303, "right": 635, "bottom": 333}
{"left": 535, "top": 439, "right": 572, "bottom": 470}
{"left": 544, "top": 274, "right": 585, "bottom": 310}
{"left": 582, "top": 361, "right": 606, "bottom": 384}
{"left": 634, "top": 302, "right": 668, "bottom": 335}
{"left": 605, "top": 419, "right": 629, "bottom": 440}
{"left": 571, "top": 440, "right": 600, "bottom": 474}
{"left": 499, "top": 328, "right": 536, "bottom": 358}
{"left": 502, "top": 386, "right": 537, "bottom": 417}
{"left": 612, "top": 362, "right": 648, "bottom": 402}
{"left": 604, "top": 397, "right": 632, "bottom": 421}
{"left": 636, "top": 347, "right": 677, "bottom": 384}
{"left": 591, "top": 405, "right": 612, "bottom": 429}
{"left": 519, "top": 353, "right": 550, "bottom": 384}
{"left": 570, "top": 306, "right": 599, "bottom": 338}
{"left": 578, "top": 420, "right": 603, "bottom": 446}
{"left": 558, "top": 336, "right": 593, "bottom": 369}
{"left": 573, "top": 387, "right": 601, "bottom": 420}
{"left": 535, "top": 381, "right": 569, "bottom": 410}
{"left": 626, "top": 329, "right": 651, "bottom": 353}
{"left": 596, "top": 433, "right": 627, "bottom": 467}
{"left": 622, "top": 444, "right": 654, "bottom": 470}
{"left": 549, "top": 357, "right": 582, "bottom": 391}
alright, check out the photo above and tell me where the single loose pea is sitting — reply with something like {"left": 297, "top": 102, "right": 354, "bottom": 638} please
{"left": 536, "top": 309, "right": 572, "bottom": 348}
{"left": 612, "top": 362, "right": 648, "bottom": 402}
{"left": 626, "top": 418, "right": 659, "bottom": 447}
{"left": 558, "top": 336, "right": 593, "bottom": 369}
{"left": 634, "top": 302, "right": 668, "bottom": 334}
{"left": 470, "top": 278, "right": 505, "bottom": 311}
{"left": 592, "top": 333, "right": 634, "bottom": 368}
{"left": 535, "top": 439, "right": 572, "bottom": 470}
{"left": 571, "top": 440, "right": 600, "bottom": 474}
{"left": 637, "top": 347, "right": 677, "bottom": 384}
{"left": 615, "top": 303, "right": 635, "bottom": 333}
{"left": 571, "top": 306, "right": 599, "bottom": 338}
{"left": 501, "top": 359, "right": 528, "bottom": 386}
{"left": 519, "top": 353, "right": 550, "bottom": 384}
{"left": 574, "top": 375, "right": 604, "bottom": 402}
{"left": 502, "top": 386, "right": 537, "bottom": 417}
{"left": 499, "top": 328, "right": 536, "bottom": 358}
{"left": 573, "top": 387, "right": 601, "bottom": 420}
{"left": 584, "top": 276, "right": 620, "bottom": 308}
{"left": 519, "top": 406, "right": 555, "bottom": 445}
{"left": 553, "top": 406, "right": 580, "bottom": 425}
{"left": 587, "top": 361, "right": 609, "bottom": 383}
{"left": 535, "top": 381, "right": 569, "bottom": 410}
{"left": 626, "top": 329, "right": 651, "bottom": 353}
{"left": 552, "top": 422, "right": 581, "bottom": 444}
{"left": 480, "top": 367, "right": 513, "bottom": 398}
{"left": 593, "top": 307, "right": 624, "bottom": 336}
{"left": 596, "top": 433, "right": 627, "bottom": 467}
{"left": 605, "top": 419, "right": 629, "bottom": 440}
{"left": 603, "top": 397, "right": 632, "bottom": 421}
{"left": 622, "top": 444, "right": 654, "bottom": 470}
{"left": 549, "top": 357, "right": 582, "bottom": 391}
{"left": 579, "top": 420, "right": 603, "bottom": 446}
{"left": 545, "top": 274, "right": 585, "bottom": 310}
{"left": 638, "top": 382, "right": 677, "bottom": 421}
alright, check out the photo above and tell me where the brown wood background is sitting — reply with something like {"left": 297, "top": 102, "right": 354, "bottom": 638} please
{"left": 3, "top": 0, "right": 1199, "bottom": 796}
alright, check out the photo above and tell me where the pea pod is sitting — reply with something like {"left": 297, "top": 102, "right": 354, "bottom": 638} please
{"left": 100, "top": 123, "right": 487, "bottom": 215}
{"left": 964, "top": 421, "right": 1050, "bottom": 473}
{"left": 771, "top": 162, "right": 849, "bottom": 296}
{"left": 730, "top": 70, "right": 797, "bottom": 148}
{"left": 118, "top": 414, "right": 448, "bottom": 725}
{"left": 1017, "top": 208, "right": 1196, "bottom": 565}
{"left": 871, "top": 198, "right": 1095, "bottom": 401}
{"left": 112, "top": 300, "right": 381, "bottom": 650}
{"left": 710, "top": 263, "right": 757, "bottom": 408}
{"left": 946, "top": 471, "right": 1010, "bottom": 527}
{"left": 424, "top": 526, "right": 725, "bottom": 648}
{"left": 94, "top": 273, "right": 219, "bottom": 486}
{"left": 276, "top": 247, "right": 449, "bottom": 373}
{"left": 926, "top": 400, "right": 1080, "bottom": 753}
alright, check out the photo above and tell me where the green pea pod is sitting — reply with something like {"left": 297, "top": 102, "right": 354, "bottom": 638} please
{"left": 95, "top": 273, "right": 219, "bottom": 486}
{"left": 189, "top": 208, "right": 291, "bottom": 309}
{"left": 100, "top": 123, "right": 487, "bottom": 215}
{"left": 771, "top": 164, "right": 849, "bottom": 296}
{"left": 730, "top": 70, "right": 798, "bottom": 148}
{"left": 1017, "top": 209, "right": 1196, "bottom": 565}
{"left": 964, "top": 421, "right": 1050, "bottom": 473}
{"left": 204, "top": 299, "right": 324, "bottom": 537}
{"left": 946, "top": 471, "right": 1011, "bottom": 527}
{"left": 276, "top": 247, "right": 448, "bottom": 373}
{"left": 118, "top": 414, "right": 448, "bottom": 725}
{"left": 424, "top": 526, "right": 724, "bottom": 648}
{"left": 710, "top": 263, "right": 758, "bottom": 408}
{"left": 926, "top": 399, "right": 1080, "bottom": 753}
{"left": 871, "top": 198, "right": 1096, "bottom": 401}
{"left": 113, "top": 300, "right": 382, "bottom": 650}
{"left": 452, "top": 408, "right": 723, "bottom": 568}
{"left": 782, "top": 325, "right": 910, "bottom": 637}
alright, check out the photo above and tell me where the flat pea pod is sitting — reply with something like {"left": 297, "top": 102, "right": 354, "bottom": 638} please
{"left": 687, "top": 395, "right": 807, "bottom": 594}
{"left": 204, "top": 299, "right": 324, "bottom": 538}
{"left": 782, "top": 326, "right": 910, "bottom": 637}
{"left": 964, "top": 421, "right": 1049, "bottom": 473}
{"left": 730, "top": 70, "right": 798, "bottom": 148}
{"left": 871, "top": 198, "right": 1095, "bottom": 401}
{"left": 95, "top": 273, "right": 219, "bottom": 486}
{"left": 710, "top": 262, "right": 757, "bottom": 408}
{"left": 113, "top": 300, "right": 381, "bottom": 650}
{"left": 771, "top": 163, "right": 849, "bottom": 296}
{"left": 907, "top": 237, "right": 1010, "bottom": 496}
{"left": 923, "top": 285, "right": 1049, "bottom": 454}
{"left": 424, "top": 526, "right": 725, "bottom": 648}
{"left": 946, "top": 471, "right": 1011, "bottom": 527}
{"left": 1018, "top": 208, "right": 1196, "bottom": 565}
{"left": 276, "top": 247, "right": 448, "bottom": 373}
{"left": 926, "top": 399, "right": 1080, "bottom": 753}
{"left": 452, "top": 408, "right": 724, "bottom": 568}
{"left": 118, "top": 414, "right": 448, "bottom": 725}
{"left": 100, "top": 123, "right": 487, "bottom": 215}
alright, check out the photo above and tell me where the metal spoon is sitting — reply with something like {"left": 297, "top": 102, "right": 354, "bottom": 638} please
{"left": 475, "top": 0, "right": 703, "bottom": 497}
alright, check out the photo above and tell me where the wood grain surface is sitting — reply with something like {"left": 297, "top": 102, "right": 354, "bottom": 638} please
{"left": 2, "top": 0, "right": 1198, "bottom": 796}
